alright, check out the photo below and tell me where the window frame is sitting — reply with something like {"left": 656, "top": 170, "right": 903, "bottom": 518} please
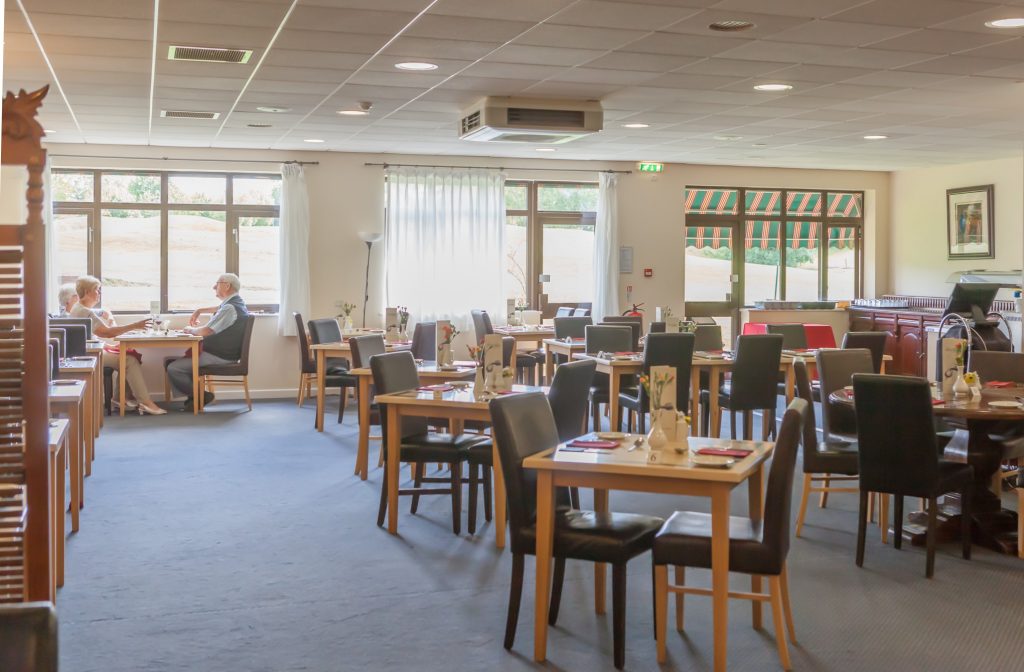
{"left": 52, "top": 168, "right": 281, "bottom": 313}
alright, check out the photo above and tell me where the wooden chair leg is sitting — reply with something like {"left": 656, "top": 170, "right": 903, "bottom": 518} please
{"left": 780, "top": 564, "right": 797, "bottom": 644}
{"left": 296, "top": 374, "right": 305, "bottom": 405}
{"left": 410, "top": 463, "right": 423, "bottom": 514}
{"left": 450, "top": 461, "right": 462, "bottom": 535}
{"left": 654, "top": 564, "right": 668, "bottom": 663}
{"left": 867, "top": 490, "right": 876, "bottom": 523}
{"left": 504, "top": 553, "right": 524, "bottom": 650}
{"left": 569, "top": 486, "right": 580, "bottom": 510}
{"left": 591, "top": 400, "right": 601, "bottom": 432}
{"left": 961, "top": 481, "right": 973, "bottom": 561}
{"left": 819, "top": 474, "right": 831, "bottom": 508}
{"left": 769, "top": 576, "right": 792, "bottom": 670}
{"left": 674, "top": 565, "right": 685, "bottom": 631}
{"left": 926, "top": 496, "right": 938, "bottom": 578}
{"left": 730, "top": 409, "right": 736, "bottom": 440}
{"left": 164, "top": 370, "right": 171, "bottom": 402}
{"left": 548, "top": 557, "right": 566, "bottom": 626}
{"left": 796, "top": 473, "right": 812, "bottom": 537}
{"left": 1019, "top": 487, "right": 1024, "bottom": 560}
{"left": 893, "top": 495, "right": 904, "bottom": 549}
{"left": 612, "top": 563, "right": 627, "bottom": 670}
{"left": 376, "top": 465, "right": 388, "bottom": 528}
{"left": 856, "top": 490, "right": 868, "bottom": 567}
{"left": 637, "top": 409, "right": 646, "bottom": 433}
{"left": 483, "top": 465, "right": 492, "bottom": 522}
{"left": 243, "top": 376, "right": 252, "bottom": 410}
{"left": 879, "top": 493, "right": 889, "bottom": 544}
{"left": 467, "top": 463, "right": 479, "bottom": 536}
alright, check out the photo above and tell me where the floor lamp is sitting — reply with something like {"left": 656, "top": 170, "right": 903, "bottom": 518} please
{"left": 359, "top": 231, "right": 383, "bottom": 328}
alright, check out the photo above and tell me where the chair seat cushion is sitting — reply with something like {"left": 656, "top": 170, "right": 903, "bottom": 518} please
{"left": 466, "top": 438, "right": 493, "bottom": 466}
{"left": 514, "top": 354, "right": 538, "bottom": 369}
{"left": 652, "top": 510, "right": 780, "bottom": 575}
{"left": 199, "top": 362, "right": 243, "bottom": 375}
{"left": 805, "top": 441, "right": 859, "bottom": 475}
{"left": 399, "top": 432, "right": 487, "bottom": 462}
{"left": 521, "top": 510, "right": 664, "bottom": 564}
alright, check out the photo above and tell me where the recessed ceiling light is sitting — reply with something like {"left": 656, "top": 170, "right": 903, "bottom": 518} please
{"left": 256, "top": 106, "right": 291, "bottom": 113}
{"left": 535, "top": 148, "right": 556, "bottom": 152}
{"left": 44, "top": 129, "right": 55, "bottom": 133}
{"left": 395, "top": 61, "right": 438, "bottom": 71}
{"left": 863, "top": 135, "right": 888, "bottom": 140}
{"left": 985, "top": 18, "right": 1024, "bottom": 28}
{"left": 751, "top": 143, "right": 768, "bottom": 147}
{"left": 713, "top": 134, "right": 743, "bottom": 141}
{"left": 303, "top": 138, "right": 325, "bottom": 143}
{"left": 753, "top": 83, "right": 793, "bottom": 92}
{"left": 709, "top": 20, "right": 755, "bottom": 32}
{"left": 337, "top": 109, "right": 369, "bottom": 116}
{"left": 622, "top": 123, "right": 650, "bottom": 128}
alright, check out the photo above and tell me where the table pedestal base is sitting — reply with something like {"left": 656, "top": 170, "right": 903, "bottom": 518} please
{"left": 895, "top": 497, "right": 1019, "bottom": 556}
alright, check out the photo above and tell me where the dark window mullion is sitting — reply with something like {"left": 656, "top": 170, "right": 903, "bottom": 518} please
{"left": 160, "top": 173, "right": 169, "bottom": 313}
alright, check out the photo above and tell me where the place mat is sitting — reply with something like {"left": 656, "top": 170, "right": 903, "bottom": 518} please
{"left": 567, "top": 439, "right": 619, "bottom": 449}
{"left": 696, "top": 447, "right": 753, "bottom": 458}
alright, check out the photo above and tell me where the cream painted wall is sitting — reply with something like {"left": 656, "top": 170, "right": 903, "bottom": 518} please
{"left": 889, "top": 154, "right": 1024, "bottom": 296}
{"left": 47, "top": 143, "right": 889, "bottom": 397}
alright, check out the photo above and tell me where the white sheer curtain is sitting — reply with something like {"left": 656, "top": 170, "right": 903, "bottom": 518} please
{"left": 277, "top": 163, "right": 311, "bottom": 336}
{"left": 385, "top": 166, "right": 506, "bottom": 332}
{"left": 592, "top": 172, "right": 620, "bottom": 320}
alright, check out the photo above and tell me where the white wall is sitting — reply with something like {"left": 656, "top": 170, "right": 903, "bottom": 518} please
{"left": 889, "top": 154, "right": 1024, "bottom": 296}
{"left": 47, "top": 144, "right": 890, "bottom": 397}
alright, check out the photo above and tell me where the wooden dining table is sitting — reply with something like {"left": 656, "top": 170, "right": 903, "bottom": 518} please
{"left": 114, "top": 331, "right": 203, "bottom": 416}
{"left": 49, "top": 380, "right": 85, "bottom": 534}
{"left": 375, "top": 385, "right": 545, "bottom": 548}
{"left": 310, "top": 340, "right": 411, "bottom": 432}
{"left": 541, "top": 337, "right": 586, "bottom": 384}
{"left": 347, "top": 362, "right": 476, "bottom": 480}
{"left": 58, "top": 356, "right": 98, "bottom": 474}
{"left": 830, "top": 384, "right": 1022, "bottom": 556}
{"left": 523, "top": 433, "right": 774, "bottom": 671}
{"left": 48, "top": 418, "right": 69, "bottom": 596}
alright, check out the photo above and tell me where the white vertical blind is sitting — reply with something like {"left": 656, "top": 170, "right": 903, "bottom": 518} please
{"left": 385, "top": 166, "right": 506, "bottom": 332}
{"left": 593, "top": 172, "right": 620, "bottom": 320}
{"left": 277, "top": 163, "right": 311, "bottom": 336}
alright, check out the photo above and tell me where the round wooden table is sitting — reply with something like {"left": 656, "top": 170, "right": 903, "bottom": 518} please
{"left": 830, "top": 385, "right": 1021, "bottom": 556}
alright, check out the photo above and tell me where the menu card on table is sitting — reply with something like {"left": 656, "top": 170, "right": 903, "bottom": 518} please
{"left": 385, "top": 307, "right": 400, "bottom": 343}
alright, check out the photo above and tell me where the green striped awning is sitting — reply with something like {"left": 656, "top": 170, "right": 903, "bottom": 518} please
{"left": 685, "top": 189, "right": 738, "bottom": 215}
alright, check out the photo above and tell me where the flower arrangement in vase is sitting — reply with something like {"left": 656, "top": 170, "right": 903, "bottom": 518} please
{"left": 397, "top": 306, "right": 410, "bottom": 340}
{"left": 437, "top": 323, "right": 459, "bottom": 366}
{"left": 337, "top": 302, "right": 357, "bottom": 331}
{"left": 467, "top": 344, "right": 485, "bottom": 393}
{"left": 640, "top": 369, "right": 675, "bottom": 450}
{"left": 952, "top": 341, "right": 969, "bottom": 397}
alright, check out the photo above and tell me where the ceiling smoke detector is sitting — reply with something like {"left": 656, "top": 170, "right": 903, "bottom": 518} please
{"left": 709, "top": 20, "right": 756, "bottom": 32}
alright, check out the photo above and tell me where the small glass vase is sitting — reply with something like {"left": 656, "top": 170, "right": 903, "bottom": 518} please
{"left": 342, "top": 315, "right": 354, "bottom": 331}
{"left": 952, "top": 367, "right": 969, "bottom": 397}
{"left": 473, "top": 368, "right": 486, "bottom": 396}
{"left": 647, "top": 411, "right": 669, "bottom": 451}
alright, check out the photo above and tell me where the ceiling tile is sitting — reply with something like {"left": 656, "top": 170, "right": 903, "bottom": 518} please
{"left": 514, "top": 24, "right": 646, "bottom": 50}
{"left": 488, "top": 44, "right": 606, "bottom": 66}
{"left": 829, "top": 0, "right": 998, "bottom": 28}
{"left": 765, "top": 20, "right": 916, "bottom": 46}
{"left": 625, "top": 32, "right": 750, "bottom": 57}
{"left": 867, "top": 28, "right": 1014, "bottom": 54}
{"left": 404, "top": 15, "right": 534, "bottom": 42}
{"left": 547, "top": 0, "right": 701, "bottom": 31}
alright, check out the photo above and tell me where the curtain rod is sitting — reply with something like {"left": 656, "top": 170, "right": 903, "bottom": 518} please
{"left": 365, "top": 161, "right": 631, "bottom": 174}
{"left": 50, "top": 154, "right": 318, "bottom": 166}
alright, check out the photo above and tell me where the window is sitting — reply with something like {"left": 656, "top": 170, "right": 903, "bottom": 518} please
{"left": 504, "top": 181, "right": 598, "bottom": 313}
{"left": 684, "top": 186, "right": 864, "bottom": 304}
{"left": 52, "top": 170, "right": 282, "bottom": 312}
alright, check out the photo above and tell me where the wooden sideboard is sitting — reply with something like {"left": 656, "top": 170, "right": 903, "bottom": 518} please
{"left": 848, "top": 306, "right": 941, "bottom": 376}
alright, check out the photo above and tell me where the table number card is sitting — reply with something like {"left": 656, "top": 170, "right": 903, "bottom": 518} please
{"left": 482, "top": 334, "right": 504, "bottom": 389}
{"left": 384, "top": 307, "right": 399, "bottom": 342}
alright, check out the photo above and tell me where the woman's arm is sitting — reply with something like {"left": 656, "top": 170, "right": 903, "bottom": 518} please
{"left": 92, "top": 318, "right": 151, "bottom": 339}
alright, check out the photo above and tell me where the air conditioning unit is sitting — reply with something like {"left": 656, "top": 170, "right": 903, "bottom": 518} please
{"left": 458, "top": 97, "right": 603, "bottom": 144}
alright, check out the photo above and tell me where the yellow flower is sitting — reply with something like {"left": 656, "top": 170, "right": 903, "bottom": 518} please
{"left": 963, "top": 371, "right": 979, "bottom": 386}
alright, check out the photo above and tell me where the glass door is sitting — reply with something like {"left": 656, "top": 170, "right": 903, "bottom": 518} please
{"left": 684, "top": 188, "right": 741, "bottom": 342}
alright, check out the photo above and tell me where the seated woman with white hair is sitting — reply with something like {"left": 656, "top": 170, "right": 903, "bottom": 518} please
{"left": 57, "top": 283, "right": 78, "bottom": 316}
{"left": 70, "top": 275, "right": 167, "bottom": 416}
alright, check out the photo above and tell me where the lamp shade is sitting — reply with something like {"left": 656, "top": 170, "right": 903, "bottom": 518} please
{"left": 359, "top": 231, "right": 383, "bottom": 243}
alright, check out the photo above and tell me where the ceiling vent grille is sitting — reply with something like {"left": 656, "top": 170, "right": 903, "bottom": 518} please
{"left": 709, "top": 20, "right": 755, "bottom": 32}
{"left": 160, "top": 110, "right": 220, "bottom": 120}
{"left": 458, "top": 97, "right": 602, "bottom": 144}
{"left": 506, "top": 108, "right": 585, "bottom": 128}
{"left": 168, "top": 46, "right": 253, "bottom": 64}
{"left": 247, "top": 123, "right": 272, "bottom": 128}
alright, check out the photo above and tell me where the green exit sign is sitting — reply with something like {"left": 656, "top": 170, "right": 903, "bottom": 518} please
{"left": 638, "top": 161, "right": 664, "bottom": 173}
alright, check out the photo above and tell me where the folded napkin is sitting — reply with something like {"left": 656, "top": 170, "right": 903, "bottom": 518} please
{"left": 418, "top": 384, "right": 453, "bottom": 392}
{"left": 496, "top": 390, "right": 519, "bottom": 395}
{"left": 613, "top": 351, "right": 637, "bottom": 356}
{"left": 984, "top": 381, "right": 1016, "bottom": 388}
{"left": 931, "top": 399, "right": 945, "bottom": 405}
{"left": 696, "top": 447, "right": 753, "bottom": 458}
{"left": 567, "top": 439, "right": 619, "bottom": 449}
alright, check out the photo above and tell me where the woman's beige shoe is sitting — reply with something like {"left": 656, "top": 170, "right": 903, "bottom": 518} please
{"left": 139, "top": 404, "right": 168, "bottom": 416}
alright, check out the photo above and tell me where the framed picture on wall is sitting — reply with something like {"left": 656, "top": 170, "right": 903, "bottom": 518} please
{"left": 946, "top": 185, "right": 994, "bottom": 259}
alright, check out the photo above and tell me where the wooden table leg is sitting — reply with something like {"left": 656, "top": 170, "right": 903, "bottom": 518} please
{"left": 748, "top": 466, "right": 764, "bottom": 629}
{"left": 533, "top": 470, "right": 555, "bottom": 662}
{"left": 386, "top": 404, "right": 401, "bottom": 534}
{"left": 690, "top": 367, "right": 701, "bottom": 436}
{"left": 315, "top": 349, "right": 326, "bottom": 432}
{"left": 593, "top": 488, "right": 608, "bottom": 614}
{"left": 191, "top": 343, "right": 200, "bottom": 414}
{"left": 784, "top": 363, "right": 795, "bottom": 405}
{"left": 710, "top": 367, "right": 722, "bottom": 438}
{"left": 608, "top": 367, "right": 621, "bottom": 433}
{"left": 356, "top": 375, "right": 370, "bottom": 479}
{"left": 68, "top": 405, "right": 82, "bottom": 532}
{"left": 92, "top": 362, "right": 101, "bottom": 437}
{"left": 711, "top": 487, "right": 731, "bottom": 672}
{"left": 55, "top": 439, "right": 65, "bottom": 588}
{"left": 493, "top": 437, "right": 506, "bottom": 549}
{"left": 544, "top": 345, "right": 554, "bottom": 385}
{"left": 118, "top": 347, "right": 127, "bottom": 417}
{"left": 83, "top": 377, "right": 94, "bottom": 471}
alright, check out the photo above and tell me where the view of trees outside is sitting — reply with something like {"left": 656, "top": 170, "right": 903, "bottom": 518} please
{"left": 100, "top": 209, "right": 161, "bottom": 311}
{"left": 239, "top": 217, "right": 281, "bottom": 307}
{"left": 168, "top": 211, "right": 226, "bottom": 310}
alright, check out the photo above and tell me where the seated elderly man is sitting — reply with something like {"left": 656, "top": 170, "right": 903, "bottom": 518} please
{"left": 167, "top": 273, "right": 249, "bottom": 411}
{"left": 57, "top": 283, "right": 78, "bottom": 316}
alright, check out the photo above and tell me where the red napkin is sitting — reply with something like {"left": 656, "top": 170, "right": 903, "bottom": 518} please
{"left": 613, "top": 351, "right": 636, "bottom": 356}
{"left": 931, "top": 399, "right": 945, "bottom": 405}
{"left": 496, "top": 390, "right": 519, "bottom": 395}
{"left": 418, "top": 384, "right": 453, "bottom": 392}
{"left": 567, "top": 439, "right": 619, "bottom": 449}
{"left": 697, "top": 447, "right": 753, "bottom": 458}
{"left": 984, "top": 381, "right": 1016, "bottom": 388}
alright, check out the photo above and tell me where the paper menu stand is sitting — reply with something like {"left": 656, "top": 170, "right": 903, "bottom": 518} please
{"left": 940, "top": 338, "right": 965, "bottom": 396}
{"left": 384, "top": 307, "right": 400, "bottom": 342}
{"left": 149, "top": 300, "right": 161, "bottom": 316}
{"left": 436, "top": 320, "right": 453, "bottom": 366}
{"left": 482, "top": 334, "right": 504, "bottom": 390}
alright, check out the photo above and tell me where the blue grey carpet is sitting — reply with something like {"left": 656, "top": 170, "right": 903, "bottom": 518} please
{"left": 57, "top": 400, "right": 1021, "bottom": 671}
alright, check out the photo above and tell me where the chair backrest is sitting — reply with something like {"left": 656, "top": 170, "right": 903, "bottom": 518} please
{"left": 488, "top": 392, "right": 571, "bottom": 555}
{"left": 48, "top": 342, "right": 58, "bottom": 380}
{"left": 547, "top": 359, "right": 597, "bottom": 442}
{"left": 852, "top": 374, "right": 939, "bottom": 496}
{"left": 554, "top": 316, "right": 592, "bottom": 339}
{"left": 572, "top": 307, "right": 590, "bottom": 317}
{"left": 766, "top": 323, "right": 807, "bottom": 349}
{"left": 816, "top": 348, "right": 873, "bottom": 440}
{"left": 48, "top": 328, "right": 66, "bottom": 360}
{"left": 294, "top": 312, "right": 315, "bottom": 374}
{"left": 599, "top": 321, "right": 640, "bottom": 351}
{"left": 50, "top": 316, "right": 92, "bottom": 340}
{"left": 841, "top": 331, "right": 887, "bottom": 373}
{"left": 0, "top": 602, "right": 58, "bottom": 672}
{"left": 308, "top": 318, "right": 342, "bottom": 345}
{"left": 350, "top": 334, "right": 386, "bottom": 369}
{"left": 793, "top": 359, "right": 829, "bottom": 474}
{"left": 693, "top": 324, "right": 724, "bottom": 351}
{"left": 640, "top": 333, "right": 696, "bottom": 410}
{"left": 603, "top": 314, "right": 643, "bottom": 330}
{"left": 727, "top": 334, "right": 784, "bottom": 411}
{"left": 410, "top": 322, "right": 436, "bottom": 360}
{"left": 648, "top": 321, "right": 666, "bottom": 334}
{"left": 470, "top": 309, "right": 493, "bottom": 342}
{"left": 59, "top": 324, "right": 87, "bottom": 357}
{"left": 585, "top": 324, "right": 631, "bottom": 354}
{"left": 501, "top": 336, "right": 515, "bottom": 367}
{"left": 968, "top": 351, "right": 1024, "bottom": 383}
{"left": 234, "top": 316, "right": 257, "bottom": 373}
{"left": 760, "top": 399, "right": 807, "bottom": 573}
{"left": 554, "top": 306, "right": 573, "bottom": 318}
{"left": 370, "top": 351, "right": 427, "bottom": 440}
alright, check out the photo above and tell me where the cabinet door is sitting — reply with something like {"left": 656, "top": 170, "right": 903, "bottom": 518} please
{"left": 898, "top": 329, "right": 925, "bottom": 376}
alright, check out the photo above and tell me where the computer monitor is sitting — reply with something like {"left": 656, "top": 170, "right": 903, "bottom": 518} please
{"left": 942, "top": 282, "right": 1000, "bottom": 325}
